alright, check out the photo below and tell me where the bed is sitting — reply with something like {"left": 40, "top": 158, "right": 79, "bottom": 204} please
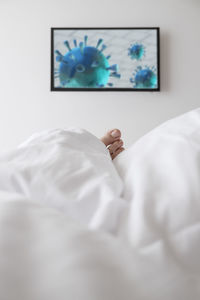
{"left": 0, "top": 108, "right": 200, "bottom": 300}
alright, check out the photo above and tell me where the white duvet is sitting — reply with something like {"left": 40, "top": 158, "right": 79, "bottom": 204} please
{"left": 0, "top": 109, "right": 200, "bottom": 300}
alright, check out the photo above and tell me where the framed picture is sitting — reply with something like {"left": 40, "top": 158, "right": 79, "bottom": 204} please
{"left": 51, "top": 27, "right": 160, "bottom": 91}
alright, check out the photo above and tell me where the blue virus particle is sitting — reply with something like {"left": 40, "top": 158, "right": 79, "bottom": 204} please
{"left": 130, "top": 66, "right": 157, "bottom": 89}
{"left": 128, "top": 43, "right": 145, "bottom": 60}
{"left": 54, "top": 36, "right": 121, "bottom": 88}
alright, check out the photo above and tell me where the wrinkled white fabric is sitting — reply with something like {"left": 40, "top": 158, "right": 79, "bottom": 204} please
{"left": 114, "top": 108, "right": 200, "bottom": 300}
{"left": 0, "top": 109, "right": 200, "bottom": 300}
{"left": 0, "top": 191, "right": 138, "bottom": 300}
{"left": 0, "top": 128, "right": 125, "bottom": 233}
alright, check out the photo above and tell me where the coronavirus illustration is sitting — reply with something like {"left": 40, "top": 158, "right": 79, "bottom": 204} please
{"left": 128, "top": 43, "right": 145, "bottom": 60}
{"left": 54, "top": 36, "right": 121, "bottom": 88}
{"left": 130, "top": 66, "right": 157, "bottom": 89}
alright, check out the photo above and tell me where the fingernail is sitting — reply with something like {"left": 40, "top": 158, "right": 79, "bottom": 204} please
{"left": 111, "top": 130, "right": 120, "bottom": 138}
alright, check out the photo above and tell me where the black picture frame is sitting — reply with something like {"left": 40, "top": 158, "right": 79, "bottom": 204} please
{"left": 51, "top": 27, "right": 160, "bottom": 92}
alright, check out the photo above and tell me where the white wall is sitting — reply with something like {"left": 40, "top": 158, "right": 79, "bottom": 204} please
{"left": 0, "top": 0, "right": 199, "bottom": 152}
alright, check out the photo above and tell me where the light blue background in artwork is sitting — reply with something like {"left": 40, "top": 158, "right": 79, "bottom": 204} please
{"left": 54, "top": 29, "right": 158, "bottom": 88}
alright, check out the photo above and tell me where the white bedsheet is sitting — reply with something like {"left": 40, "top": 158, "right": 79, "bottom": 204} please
{"left": 114, "top": 108, "right": 200, "bottom": 299}
{"left": 0, "top": 128, "right": 125, "bottom": 233}
{"left": 0, "top": 191, "right": 137, "bottom": 300}
{"left": 0, "top": 109, "right": 200, "bottom": 299}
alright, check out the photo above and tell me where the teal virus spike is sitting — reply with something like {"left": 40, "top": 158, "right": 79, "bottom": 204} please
{"left": 84, "top": 35, "right": 88, "bottom": 46}
{"left": 130, "top": 66, "right": 157, "bottom": 88}
{"left": 54, "top": 36, "right": 121, "bottom": 88}
{"left": 100, "top": 44, "right": 106, "bottom": 52}
{"left": 55, "top": 50, "right": 63, "bottom": 62}
{"left": 96, "top": 38, "right": 103, "bottom": 49}
{"left": 106, "top": 64, "right": 118, "bottom": 72}
{"left": 79, "top": 42, "right": 84, "bottom": 54}
{"left": 110, "top": 72, "right": 121, "bottom": 78}
{"left": 64, "top": 40, "right": 72, "bottom": 51}
{"left": 73, "top": 39, "right": 77, "bottom": 47}
{"left": 128, "top": 43, "right": 145, "bottom": 60}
